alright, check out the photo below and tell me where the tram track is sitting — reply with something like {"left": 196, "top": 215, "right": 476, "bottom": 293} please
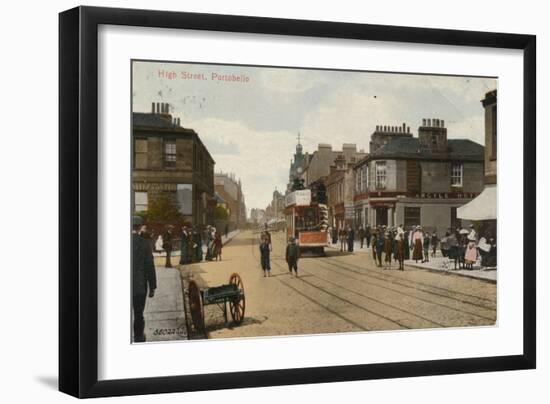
{"left": 272, "top": 232, "right": 496, "bottom": 310}
{"left": 263, "top": 232, "right": 495, "bottom": 328}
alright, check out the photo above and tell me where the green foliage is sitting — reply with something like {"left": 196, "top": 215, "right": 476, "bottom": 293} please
{"left": 139, "top": 193, "right": 184, "bottom": 223}
{"left": 214, "top": 205, "right": 229, "bottom": 221}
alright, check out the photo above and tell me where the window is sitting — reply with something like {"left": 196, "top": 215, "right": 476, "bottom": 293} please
{"left": 134, "top": 191, "right": 148, "bottom": 212}
{"left": 451, "top": 163, "right": 463, "bottom": 187}
{"left": 176, "top": 184, "right": 193, "bottom": 215}
{"left": 134, "top": 138, "right": 148, "bottom": 169}
{"left": 355, "top": 169, "right": 361, "bottom": 193}
{"left": 164, "top": 140, "right": 176, "bottom": 168}
{"left": 375, "top": 161, "right": 386, "bottom": 189}
{"left": 362, "top": 165, "right": 369, "bottom": 191}
{"left": 404, "top": 207, "right": 421, "bottom": 228}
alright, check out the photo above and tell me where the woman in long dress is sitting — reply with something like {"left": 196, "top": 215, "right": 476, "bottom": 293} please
{"left": 412, "top": 226, "right": 424, "bottom": 262}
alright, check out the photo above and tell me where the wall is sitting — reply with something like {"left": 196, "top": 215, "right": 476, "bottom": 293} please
{"left": 2, "top": 2, "right": 547, "bottom": 404}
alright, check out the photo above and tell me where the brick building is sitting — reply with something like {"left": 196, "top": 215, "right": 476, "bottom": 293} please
{"left": 132, "top": 102, "right": 215, "bottom": 226}
{"left": 353, "top": 118, "right": 485, "bottom": 235}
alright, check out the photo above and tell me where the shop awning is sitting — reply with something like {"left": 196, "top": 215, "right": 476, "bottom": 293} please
{"left": 457, "top": 185, "right": 497, "bottom": 221}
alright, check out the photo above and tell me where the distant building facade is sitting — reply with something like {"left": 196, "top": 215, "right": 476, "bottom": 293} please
{"left": 214, "top": 172, "right": 247, "bottom": 229}
{"left": 353, "top": 118, "right": 485, "bottom": 235}
{"left": 132, "top": 102, "right": 215, "bottom": 226}
{"left": 302, "top": 143, "right": 367, "bottom": 187}
{"left": 326, "top": 153, "right": 363, "bottom": 229}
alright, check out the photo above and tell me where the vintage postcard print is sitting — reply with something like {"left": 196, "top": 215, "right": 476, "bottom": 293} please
{"left": 131, "top": 60, "right": 497, "bottom": 343}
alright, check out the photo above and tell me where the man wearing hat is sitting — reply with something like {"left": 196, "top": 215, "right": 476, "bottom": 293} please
{"left": 162, "top": 225, "right": 174, "bottom": 268}
{"left": 132, "top": 216, "right": 157, "bottom": 343}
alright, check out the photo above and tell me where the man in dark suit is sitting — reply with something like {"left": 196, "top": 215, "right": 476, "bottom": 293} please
{"left": 132, "top": 216, "right": 157, "bottom": 343}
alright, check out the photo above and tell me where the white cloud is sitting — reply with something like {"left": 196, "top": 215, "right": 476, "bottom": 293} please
{"left": 186, "top": 118, "right": 295, "bottom": 210}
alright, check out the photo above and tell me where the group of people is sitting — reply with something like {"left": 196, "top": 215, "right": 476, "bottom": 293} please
{"left": 150, "top": 224, "right": 225, "bottom": 268}
{"left": 329, "top": 226, "right": 363, "bottom": 253}
{"left": 439, "top": 225, "right": 497, "bottom": 270}
{"left": 258, "top": 229, "right": 300, "bottom": 277}
{"left": 327, "top": 222, "right": 496, "bottom": 271}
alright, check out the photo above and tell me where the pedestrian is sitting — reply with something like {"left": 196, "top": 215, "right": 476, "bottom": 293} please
{"left": 213, "top": 230, "right": 222, "bottom": 261}
{"left": 422, "top": 231, "right": 430, "bottom": 263}
{"left": 132, "top": 216, "right": 156, "bottom": 343}
{"left": 264, "top": 229, "right": 272, "bottom": 252}
{"left": 347, "top": 226, "right": 355, "bottom": 252}
{"left": 286, "top": 237, "right": 300, "bottom": 277}
{"left": 412, "top": 226, "right": 423, "bottom": 263}
{"left": 206, "top": 225, "right": 215, "bottom": 261}
{"left": 365, "top": 224, "right": 372, "bottom": 248}
{"left": 162, "top": 225, "right": 174, "bottom": 268}
{"left": 179, "top": 226, "right": 190, "bottom": 265}
{"left": 371, "top": 230, "right": 378, "bottom": 262}
{"left": 447, "top": 230, "right": 459, "bottom": 270}
{"left": 440, "top": 231, "right": 451, "bottom": 258}
{"left": 259, "top": 237, "right": 271, "bottom": 277}
{"left": 430, "top": 232, "right": 438, "bottom": 258}
{"left": 375, "top": 228, "right": 385, "bottom": 267}
{"left": 192, "top": 226, "right": 202, "bottom": 262}
{"left": 384, "top": 229, "right": 393, "bottom": 269}
{"left": 155, "top": 234, "right": 163, "bottom": 253}
{"left": 464, "top": 234, "right": 478, "bottom": 270}
{"left": 403, "top": 228, "right": 410, "bottom": 260}
{"left": 339, "top": 227, "right": 347, "bottom": 251}
{"left": 358, "top": 226, "right": 365, "bottom": 249}
{"left": 395, "top": 231, "right": 405, "bottom": 270}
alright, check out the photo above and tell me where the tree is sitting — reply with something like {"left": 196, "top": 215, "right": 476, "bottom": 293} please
{"left": 141, "top": 193, "right": 184, "bottom": 223}
{"left": 214, "top": 205, "right": 229, "bottom": 221}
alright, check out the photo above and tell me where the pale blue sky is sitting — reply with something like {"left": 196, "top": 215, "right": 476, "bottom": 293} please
{"left": 132, "top": 61, "right": 496, "bottom": 211}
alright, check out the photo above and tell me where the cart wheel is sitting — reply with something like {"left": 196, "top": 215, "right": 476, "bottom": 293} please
{"left": 187, "top": 280, "right": 204, "bottom": 333}
{"left": 229, "top": 273, "right": 245, "bottom": 325}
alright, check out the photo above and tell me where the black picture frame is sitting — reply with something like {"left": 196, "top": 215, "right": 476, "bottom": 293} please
{"left": 59, "top": 6, "right": 536, "bottom": 398}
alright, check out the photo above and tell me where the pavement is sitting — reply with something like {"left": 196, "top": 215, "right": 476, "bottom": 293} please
{"left": 142, "top": 230, "right": 241, "bottom": 341}
{"left": 326, "top": 240, "right": 497, "bottom": 283}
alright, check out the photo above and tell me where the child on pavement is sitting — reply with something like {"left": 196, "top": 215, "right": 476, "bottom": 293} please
{"left": 259, "top": 236, "right": 271, "bottom": 277}
{"left": 286, "top": 237, "right": 300, "bottom": 277}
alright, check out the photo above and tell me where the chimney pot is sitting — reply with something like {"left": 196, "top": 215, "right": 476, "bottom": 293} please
{"left": 441, "top": 119, "right": 445, "bottom": 127}
{"left": 151, "top": 102, "right": 155, "bottom": 113}
{"left": 407, "top": 126, "right": 410, "bottom": 133}
{"left": 156, "top": 102, "right": 160, "bottom": 114}
{"left": 422, "top": 119, "right": 426, "bottom": 126}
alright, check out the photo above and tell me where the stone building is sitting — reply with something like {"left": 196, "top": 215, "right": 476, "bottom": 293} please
{"left": 132, "top": 102, "right": 215, "bottom": 226}
{"left": 265, "top": 189, "right": 285, "bottom": 221}
{"left": 353, "top": 118, "right": 485, "bottom": 235}
{"left": 214, "top": 172, "right": 247, "bottom": 229}
{"left": 458, "top": 90, "right": 497, "bottom": 237}
{"left": 326, "top": 155, "right": 359, "bottom": 229}
{"left": 301, "top": 143, "right": 367, "bottom": 187}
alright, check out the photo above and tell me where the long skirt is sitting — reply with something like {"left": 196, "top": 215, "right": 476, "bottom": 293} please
{"left": 412, "top": 239, "right": 423, "bottom": 260}
{"left": 384, "top": 239, "right": 393, "bottom": 262}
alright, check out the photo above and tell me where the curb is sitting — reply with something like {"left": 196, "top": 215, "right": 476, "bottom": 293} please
{"left": 405, "top": 262, "right": 497, "bottom": 284}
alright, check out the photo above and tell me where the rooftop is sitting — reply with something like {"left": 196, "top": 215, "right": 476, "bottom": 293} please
{"left": 370, "top": 137, "right": 484, "bottom": 161}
